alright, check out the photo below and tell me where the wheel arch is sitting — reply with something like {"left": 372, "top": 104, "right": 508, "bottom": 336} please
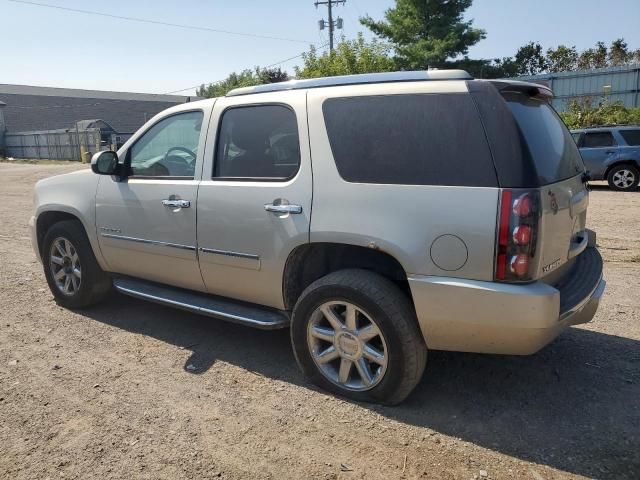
{"left": 604, "top": 159, "right": 640, "bottom": 179}
{"left": 35, "top": 208, "right": 106, "bottom": 269}
{"left": 282, "top": 242, "right": 411, "bottom": 311}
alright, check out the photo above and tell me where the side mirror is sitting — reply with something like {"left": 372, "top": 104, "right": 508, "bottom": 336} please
{"left": 91, "top": 151, "right": 120, "bottom": 176}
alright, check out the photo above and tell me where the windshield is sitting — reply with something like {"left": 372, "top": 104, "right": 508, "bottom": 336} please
{"left": 503, "top": 92, "right": 584, "bottom": 185}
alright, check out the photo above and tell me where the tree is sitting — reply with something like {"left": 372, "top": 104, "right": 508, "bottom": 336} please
{"left": 546, "top": 45, "right": 578, "bottom": 73}
{"left": 559, "top": 97, "right": 640, "bottom": 129}
{"left": 578, "top": 41, "right": 608, "bottom": 70}
{"left": 359, "top": 0, "right": 486, "bottom": 70}
{"left": 197, "top": 67, "right": 289, "bottom": 98}
{"left": 609, "top": 38, "right": 630, "bottom": 66}
{"left": 512, "top": 42, "right": 549, "bottom": 76}
{"left": 294, "top": 34, "right": 395, "bottom": 79}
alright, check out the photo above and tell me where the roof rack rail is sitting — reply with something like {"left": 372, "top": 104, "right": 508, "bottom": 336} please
{"left": 226, "top": 70, "right": 473, "bottom": 97}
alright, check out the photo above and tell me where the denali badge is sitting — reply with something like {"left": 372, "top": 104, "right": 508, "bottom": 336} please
{"left": 543, "top": 258, "right": 562, "bottom": 273}
{"left": 548, "top": 190, "right": 559, "bottom": 214}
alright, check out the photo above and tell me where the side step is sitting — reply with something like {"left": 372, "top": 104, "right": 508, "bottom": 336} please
{"left": 112, "top": 276, "right": 290, "bottom": 330}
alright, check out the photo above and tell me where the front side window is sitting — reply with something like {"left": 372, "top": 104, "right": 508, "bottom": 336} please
{"left": 620, "top": 129, "right": 640, "bottom": 146}
{"left": 214, "top": 105, "right": 300, "bottom": 179}
{"left": 129, "top": 111, "right": 203, "bottom": 178}
{"left": 582, "top": 131, "right": 615, "bottom": 148}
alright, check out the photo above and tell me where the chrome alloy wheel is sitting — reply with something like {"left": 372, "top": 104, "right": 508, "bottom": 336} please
{"left": 49, "top": 237, "right": 82, "bottom": 296}
{"left": 307, "top": 301, "right": 388, "bottom": 391}
{"left": 612, "top": 169, "right": 636, "bottom": 189}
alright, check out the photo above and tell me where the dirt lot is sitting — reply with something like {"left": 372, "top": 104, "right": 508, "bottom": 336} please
{"left": 0, "top": 162, "right": 638, "bottom": 480}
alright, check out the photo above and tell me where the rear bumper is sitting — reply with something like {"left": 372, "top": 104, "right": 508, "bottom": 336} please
{"left": 408, "top": 247, "right": 605, "bottom": 355}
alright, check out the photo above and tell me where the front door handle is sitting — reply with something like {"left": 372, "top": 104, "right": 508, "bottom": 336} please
{"left": 264, "top": 203, "right": 302, "bottom": 214}
{"left": 162, "top": 199, "right": 191, "bottom": 208}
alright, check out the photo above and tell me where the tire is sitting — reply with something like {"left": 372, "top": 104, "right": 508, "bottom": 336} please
{"left": 42, "top": 220, "right": 112, "bottom": 309}
{"left": 290, "top": 269, "right": 427, "bottom": 405}
{"left": 607, "top": 164, "right": 639, "bottom": 191}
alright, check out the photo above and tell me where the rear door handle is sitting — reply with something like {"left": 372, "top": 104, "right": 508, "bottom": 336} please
{"left": 162, "top": 199, "right": 191, "bottom": 208}
{"left": 264, "top": 204, "right": 302, "bottom": 214}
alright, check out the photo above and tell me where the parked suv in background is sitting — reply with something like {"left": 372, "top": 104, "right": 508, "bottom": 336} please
{"left": 30, "top": 71, "right": 605, "bottom": 405}
{"left": 571, "top": 126, "right": 640, "bottom": 191}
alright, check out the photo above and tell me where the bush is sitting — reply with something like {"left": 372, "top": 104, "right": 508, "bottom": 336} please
{"left": 559, "top": 97, "right": 640, "bottom": 129}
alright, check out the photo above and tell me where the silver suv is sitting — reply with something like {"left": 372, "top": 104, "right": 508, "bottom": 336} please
{"left": 30, "top": 71, "right": 605, "bottom": 404}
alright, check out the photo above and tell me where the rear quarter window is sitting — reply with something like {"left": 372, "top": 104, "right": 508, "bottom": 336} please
{"left": 322, "top": 94, "right": 497, "bottom": 187}
{"left": 620, "top": 129, "right": 640, "bottom": 146}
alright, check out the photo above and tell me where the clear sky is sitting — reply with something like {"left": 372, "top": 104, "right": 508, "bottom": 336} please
{"left": 2, "top": 0, "right": 639, "bottom": 96}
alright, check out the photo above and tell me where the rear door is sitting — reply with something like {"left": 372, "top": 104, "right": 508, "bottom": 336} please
{"left": 502, "top": 92, "right": 588, "bottom": 280}
{"left": 196, "top": 90, "right": 312, "bottom": 309}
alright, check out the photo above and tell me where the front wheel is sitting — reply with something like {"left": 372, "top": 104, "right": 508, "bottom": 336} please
{"left": 42, "top": 220, "right": 112, "bottom": 309}
{"left": 607, "top": 164, "right": 639, "bottom": 191}
{"left": 290, "top": 269, "right": 427, "bottom": 405}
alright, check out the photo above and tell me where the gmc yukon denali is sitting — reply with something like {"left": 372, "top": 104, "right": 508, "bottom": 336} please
{"left": 30, "top": 70, "right": 605, "bottom": 404}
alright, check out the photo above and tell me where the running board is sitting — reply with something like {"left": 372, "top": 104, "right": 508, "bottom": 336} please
{"left": 112, "top": 276, "right": 290, "bottom": 330}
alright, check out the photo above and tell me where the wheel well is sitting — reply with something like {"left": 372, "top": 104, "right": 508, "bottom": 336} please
{"left": 36, "top": 211, "right": 82, "bottom": 258}
{"left": 282, "top": 243, "right": 410, "bottom": 310}
{"left": 605, "top": 160, "right": 640, "bottom": 179}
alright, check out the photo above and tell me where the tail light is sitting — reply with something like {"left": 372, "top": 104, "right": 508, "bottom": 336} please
{"left": 495, "top": 189, "right": 540, "bottom": 282}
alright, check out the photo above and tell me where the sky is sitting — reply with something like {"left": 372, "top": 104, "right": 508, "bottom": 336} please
{"left": 1, "top": 0, "right": 639, "bottom": 96}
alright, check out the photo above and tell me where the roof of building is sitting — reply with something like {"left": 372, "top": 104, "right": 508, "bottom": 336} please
{"left": 0, "top": 83, "right": 197, "bottom": 133}
{"left": 0, "top": 83, "right": 191, "bottom": 102}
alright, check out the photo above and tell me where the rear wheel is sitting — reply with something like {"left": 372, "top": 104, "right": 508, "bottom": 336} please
{"left": 42, "top": 220, "right": 112, "bottom": 308}
{"left": 290, "top": 269, "right": 427, "bottom": 405}
{"left": 607, "top": 164, "right": 639, "bottom": 191}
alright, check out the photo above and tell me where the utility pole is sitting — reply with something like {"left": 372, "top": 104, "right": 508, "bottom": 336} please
{"left": 315, "top": 0, "right": 345, "bottom": 51}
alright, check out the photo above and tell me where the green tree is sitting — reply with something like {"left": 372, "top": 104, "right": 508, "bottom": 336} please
{"left": 359, "top": 0, "right": 485, "bottom": 70}
{"left": 578, "top": 41, "right": 608, "bottom": 70}
{"left": 512, "top": 42, "right": 549, "bottom": 76}
{"left": 546, "top": 45, "right": 578, "bottom": 73}
{"left": 609, "top": 38, "right": 630, "bottom": 66}
{"left": 197, "top": 67, "right": 289, "bottom": 98}
{"left": 294, "top": 34, "right": 395, "bottom": 78}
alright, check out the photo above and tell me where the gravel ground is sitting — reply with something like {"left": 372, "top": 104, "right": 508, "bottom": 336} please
{"left": 0, "top": 163, "right": 638, "bottom": 480}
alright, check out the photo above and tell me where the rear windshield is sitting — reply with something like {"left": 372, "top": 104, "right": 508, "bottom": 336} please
{"left": 503, "top": 92, "right": 584, "bottom": 185}
{"left": 322, "top": 94, "right": 497, "bottom": 187}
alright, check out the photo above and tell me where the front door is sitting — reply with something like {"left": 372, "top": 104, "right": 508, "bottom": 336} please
{"left": 96, "top": 108, "right": 210, "bottom": 291}
{"left": 579, "top": 130, "right": 618, "bottom": 176}
{"left": 197, "top": 91, "right": 312, "bottom": 309}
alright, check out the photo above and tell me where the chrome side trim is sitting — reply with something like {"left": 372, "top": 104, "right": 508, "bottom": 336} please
{"left": 100, "top": 233, "right": 196, "bottom": 251}
{"left": 199, "top": 247, "right": 259, "bottom": 260}
{"left": 113, "top": 284, "right": 285, "bottom": 328}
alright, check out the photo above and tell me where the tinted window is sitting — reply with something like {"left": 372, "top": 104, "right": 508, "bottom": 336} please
{"left": 571, "top": 132, "right": 581, "bottom": 144}
{"left": 214, "top": 105, "right": 300, "bottom": 179}
{"left": 503, "top": 93, "right": 583, "bottom": 184}
{"left": 129, "top": 111, "right": 203, "bottom": 178}
{"left": 582, "top": 132, "right": 615, "bottom": 148}
{"left": 322, "top": 94, "right": 496, "bottom": 186}
{"left": 620, "top": 129, "right": 640, "bottom": 146}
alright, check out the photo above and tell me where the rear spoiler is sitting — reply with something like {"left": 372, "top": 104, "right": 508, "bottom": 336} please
{"left": 488, "top": 80, "right": 553, "bottom": 100}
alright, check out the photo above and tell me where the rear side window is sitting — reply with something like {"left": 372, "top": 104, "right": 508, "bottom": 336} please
{"left": 322, "top": 94, "right": 497, "bottom": 187}
{"left": 214, "top": 105, "right": 300, "bottom": 180}
{"left": 582, "top": 131, "right": 615, "bottom": 148}
{"left": 620, "top": 129, "right": 640, "bottom": 146}
{"left": 503, "top": 93, "right": 584, "bottom": 185}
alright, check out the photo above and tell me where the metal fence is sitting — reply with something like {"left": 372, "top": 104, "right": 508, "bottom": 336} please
{"left": 519, "top": 64, "right": 640, "bottom": 111}
{"left": 4, "top": 128, "right": 103, "bottom": 160}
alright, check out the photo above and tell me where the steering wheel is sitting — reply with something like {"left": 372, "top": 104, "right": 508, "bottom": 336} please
{"left": 162, "top": 147, "right": 196, "bottom": 176}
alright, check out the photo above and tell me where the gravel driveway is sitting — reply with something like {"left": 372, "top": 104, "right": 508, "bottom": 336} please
{"left": 0, "top": 163, "right": 638, "bottom": 479}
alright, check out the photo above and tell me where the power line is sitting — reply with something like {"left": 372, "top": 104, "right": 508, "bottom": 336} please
{"left": 8, "top": 0, "right": 313, "bottom": 44}
{"left": 163, "top": 42, "right": 330, "bottom": 95}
